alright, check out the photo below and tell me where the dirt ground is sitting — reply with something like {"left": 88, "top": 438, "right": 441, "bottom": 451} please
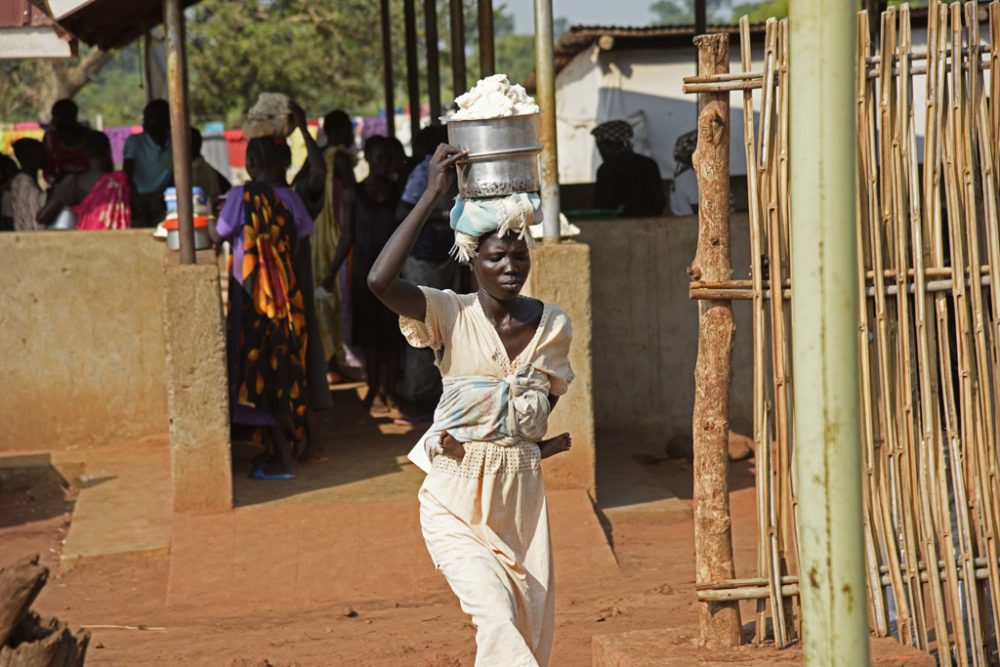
{"left": 0, "top": 396, "right": 889, "bottom": 666}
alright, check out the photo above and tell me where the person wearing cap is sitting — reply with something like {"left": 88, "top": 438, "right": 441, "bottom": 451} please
{"left": 668, "top": 129, "right": 700, "bottom": 217}
{"left": 591, "top": 119, "right": 666, "bottom": 217}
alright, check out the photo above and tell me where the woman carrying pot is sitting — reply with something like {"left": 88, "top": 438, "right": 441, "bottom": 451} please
{"left": 368, "top": 144, "right": 574, "bottom": 666}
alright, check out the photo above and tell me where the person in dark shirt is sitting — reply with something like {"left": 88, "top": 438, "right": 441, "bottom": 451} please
{"left": 592, "top": 119, "right": 666, "bottom": 217}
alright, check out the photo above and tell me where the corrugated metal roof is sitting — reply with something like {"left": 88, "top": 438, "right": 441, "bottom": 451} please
{"left": 54, "top": 0, "right": 201, "bottom": 50}
{"left": 525, "top": 9, "right": 933, "bottom": 90}
{"left": 0, "top": 0, "right": 55, "bottom": 28}
{"left": 525, "top": 22, "right": 766, "bottom": 91}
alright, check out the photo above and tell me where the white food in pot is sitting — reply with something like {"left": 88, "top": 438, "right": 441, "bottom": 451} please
{"left": 452, "top": 74, "right": 539, "bottom": 121}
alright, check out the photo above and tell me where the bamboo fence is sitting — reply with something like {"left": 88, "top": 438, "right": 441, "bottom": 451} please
{"left": 684, "top": 3, "right": 1000, "bottom": 664}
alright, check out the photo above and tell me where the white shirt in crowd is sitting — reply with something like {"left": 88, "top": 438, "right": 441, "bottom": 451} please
{"left": 669, "top": 168, "right": 699, "bottom": 217}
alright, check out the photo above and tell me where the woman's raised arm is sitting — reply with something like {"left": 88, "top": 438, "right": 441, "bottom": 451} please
{"left": 367, "top": 143, "right": 465, "bottom": 321}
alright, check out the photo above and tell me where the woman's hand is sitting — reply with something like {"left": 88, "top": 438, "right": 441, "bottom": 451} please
{"left": 289, "top": 101, "right": 308, "bottom": 130}
{"left": 426, "top": 143, "right": 467, "bottom": 195}
{"left": 439, "top": 432, "right": 466, "bottom": 461}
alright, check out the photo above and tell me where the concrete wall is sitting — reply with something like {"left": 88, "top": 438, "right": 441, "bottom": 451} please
{"left": 523, "top": 243, "right": 596, "bottom": 495}
{"left": 164, "top": 265, "right": 232, "bottom": 514}
{"left": 0, "top": 230, "right": 169, "bottom": 452}
{"left": 575, "top": 214, "right": 754, "bottom": 450}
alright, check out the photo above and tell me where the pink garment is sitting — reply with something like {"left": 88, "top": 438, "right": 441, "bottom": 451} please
{"left": 73, "top": 172, "right": 132, "bottom": 231}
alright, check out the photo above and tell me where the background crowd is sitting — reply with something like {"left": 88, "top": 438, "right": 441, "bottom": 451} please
{"left": 0, "top": 95, "right": 470, "bottom": 481}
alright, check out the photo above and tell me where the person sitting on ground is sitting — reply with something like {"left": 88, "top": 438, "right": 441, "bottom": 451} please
{"left": 0, "top": 156, "right": 20, "bottom": 231}
{"left": 124, "top": 99, "right": 172, "bottom": 228}
{"left": 668, "top": 129, "right": 699, "bottom": 217}
{"left": 190, "top": 127, "right": 231, "bottom": 215}
{"left": 214, "top": 137, "right": 314, "bottom": 481}
{"left": 43, "top": 99, "right": 89, "bottom": 185}
{"left": 368, "top": 142, "right": 574, "bottom": 665}
{"left": 10, "top": 139, "right": 47, "bottom": 231}
{"left": 592, "top": 119, "right": 666, "bottom": 217}
{"left": 38, "top": 130, "right": 131, "bottom": 231}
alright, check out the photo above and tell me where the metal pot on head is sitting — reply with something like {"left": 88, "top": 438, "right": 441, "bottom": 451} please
{"left": 445, "top": 113, "right": 542, "bottom": 198}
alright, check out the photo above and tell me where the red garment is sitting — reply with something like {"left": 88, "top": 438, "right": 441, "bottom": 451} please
{"left": 73, "top": 172, "right": 132, "bottom": 231}
{"left": 43, "top": 129, "right": 89, "bottom": 183}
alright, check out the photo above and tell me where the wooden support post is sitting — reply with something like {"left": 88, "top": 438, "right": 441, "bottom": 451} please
{"left": 424, "top": 0, "right": 442, "bottom": 122}
{"left": 381, "top": 0, "right": 396, "bottom": 138}
{"left": 404, "top": 0, "right": 421, "bottom": 143}
{"left": 164, "top": 0, "right": 193, "bottom": 265}
{"left": 449, "top": 0, "right": 467, "bottom": 98}
{"left": 478, "top": 0, "right": 495, "bottom": 77}
{"left": 688, "top": 32, "right": 742, "bottom": 649}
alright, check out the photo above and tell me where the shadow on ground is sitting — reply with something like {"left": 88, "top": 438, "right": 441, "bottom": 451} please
{"left": 0, "top": 455, "right": 75, "bottom": 530}
{"left": 596, "top": 430, "right": 756, "bottom": 509}
{"left": 231, "top": 385, "right": 429, "bottom": 508}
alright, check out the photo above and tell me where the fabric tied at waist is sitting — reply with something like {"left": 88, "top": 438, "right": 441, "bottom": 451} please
{"left": 406, "top": 365, "right": 551, "bottom": 473}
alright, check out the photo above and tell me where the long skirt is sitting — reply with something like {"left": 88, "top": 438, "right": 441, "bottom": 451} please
{"left": 419, "top": 441, "right": 554, "bottom": 667}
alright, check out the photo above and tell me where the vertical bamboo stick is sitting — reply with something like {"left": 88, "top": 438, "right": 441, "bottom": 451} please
{"left": 775, "top": 20, "right": 799, "bottom": 635}
{"left": 900, "top": 5, "right": 953, "bottom": 658}
{"left": 855, "top": 10, "right": 890, "bottom": 639}
{"left": 887, "top": 7, "right": 929, "bottom": 648}
{"left": 869, "top": 8, "right": 915, "bottom": 646}
{"left": 942, "top": 6, "right": 986, "bottom": 662}
{"left": 739, "top": 15, "right": 774, "bottom": 646}
{"left": 759, "top": 19, "right": 790, "bottom": 647}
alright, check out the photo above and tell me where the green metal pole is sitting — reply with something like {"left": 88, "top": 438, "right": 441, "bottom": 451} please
{"left": 788, "top": 1, "right": 870, "bottom": 665}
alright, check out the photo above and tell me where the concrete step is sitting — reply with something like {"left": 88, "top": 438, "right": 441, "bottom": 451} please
{"left": 60, "top": 442, "right": 172, "bottom": 569}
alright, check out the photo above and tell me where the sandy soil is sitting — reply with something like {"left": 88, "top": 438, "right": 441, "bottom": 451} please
{"left": 0, "top": 434, "right": 806, "bottom": 666}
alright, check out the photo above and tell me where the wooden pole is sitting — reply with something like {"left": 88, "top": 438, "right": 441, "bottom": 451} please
{"left": 788, "top": 0, "right": 869, "bottom": 662}
{"left": 381, "top": 0, "right": 396, "bottom": 138}
{"left": 535, "top": 0, "right": 561, "bottom": 242}
{"left": 404, "top": 0, "right": 421, "bottom": 143}
{"left": 689, "top": 32, "right": 742, "bottom": 649}
{"left": 164, "top": 0, "right": 193, "bottom": 265}
{"left": 478, "top": 0, "right": 495, "bottom": 77}
{"left": 424, "top": 0, "right": 442, "bottom": 122}
{"left": 449, "top": 0, "right": 467, "bottom": 98}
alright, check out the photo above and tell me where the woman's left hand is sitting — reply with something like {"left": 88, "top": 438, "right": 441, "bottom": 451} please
{"left": 440, "top": 432, "right": 466, "bottom": 461}
{"left": 290, "top": 101, "right": 308, "bottom": 129}
{"left": 426, "top": 144, "right": 467, "bottom": 195}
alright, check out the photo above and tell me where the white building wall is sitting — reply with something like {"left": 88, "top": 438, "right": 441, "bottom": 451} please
{"left": 553, "top": 26, "right": 948, "bottom": 185}
{"left": 555, "top": 45, "right": 764, "bottom": 184}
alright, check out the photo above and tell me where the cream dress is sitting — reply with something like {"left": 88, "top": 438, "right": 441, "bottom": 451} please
{"left": 400, "top": 287, "right": 574, "bottom": 667}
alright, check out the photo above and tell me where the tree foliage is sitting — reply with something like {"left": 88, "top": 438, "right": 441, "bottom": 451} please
{"left": 0, "top": 48, "right": 113, "bottom": 122}
{"left": 1, "top": 0, "right": 550, "bottom": 129}
{"left": 187, "top": 0, "right": 384, "bottom": 125}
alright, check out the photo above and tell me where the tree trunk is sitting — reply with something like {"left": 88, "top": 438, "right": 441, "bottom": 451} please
{"left": 689, "top": 32, "right": 742, "bottom": 649}
{"left": 0, "top": 557, "right": 47, "bottom": 647}
{"left": 0, "top": 556, "right": 89, "bottom": 667}
{"left": 0, "top": 613, "right": 89, "bottom": 667}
